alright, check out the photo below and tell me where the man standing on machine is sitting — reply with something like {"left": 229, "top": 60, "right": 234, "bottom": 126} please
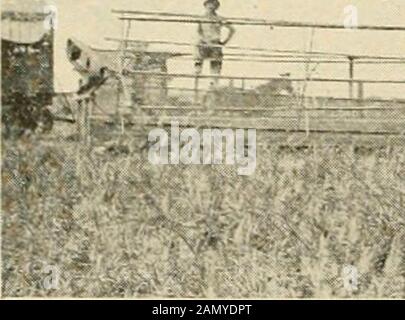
{"left": 194, "top": 0, "right": 235, "bottom": 102}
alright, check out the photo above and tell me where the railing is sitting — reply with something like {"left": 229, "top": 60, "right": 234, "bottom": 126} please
{"left": 69, "top": 8, "right": 405, "bottom": 144}
{"left": 109, "top": 9, "right": 405, "bottom": 102}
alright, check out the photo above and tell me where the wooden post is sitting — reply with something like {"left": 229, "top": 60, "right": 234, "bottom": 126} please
{"left": 76, "top": 99, "right": 83, "bottom": 141}
{"left": 357, "top": 81, "right": 365, "bottom": 118}
{"left": 76, "top": 79, "right": 85, "bottom": 143}
{"left": 86, "top": 95, "right": 94, "bottom": 145}
{"left": 194, "top": 75, "right": 200, "bottom": 105}
{"left": 357, "top": 81, "right": 364, "bottom": 100}
{"left": 348, "top": 56, "right": 355, "bottom": 99}
{"left": 76, "top": 95, "right": 92, "bottom": 146}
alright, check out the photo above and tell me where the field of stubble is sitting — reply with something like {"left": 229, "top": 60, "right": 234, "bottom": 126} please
{"left": 2, "top": 130, "right": 404, "bottom": 298}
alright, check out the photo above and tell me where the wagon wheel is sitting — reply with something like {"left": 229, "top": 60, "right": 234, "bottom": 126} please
{"left": 36, "top": 107, "right": 54, "bottom": 133}
{"left": 1, "top": 108, "right": 13, "bottom": 139}
{"left": 2, "top": 103, "right": 30, "bottom": 138}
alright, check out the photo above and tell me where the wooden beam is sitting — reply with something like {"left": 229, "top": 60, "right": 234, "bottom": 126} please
{"left": 128, "top": 71, "right": 405, "bottom": 84}
{"left": 125, "top": 115, "right": 405, "bottom": 135}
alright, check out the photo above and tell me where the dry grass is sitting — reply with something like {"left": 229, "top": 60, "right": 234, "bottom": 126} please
{"left": 2, "top": 132, "right": 404, "bottom": 298}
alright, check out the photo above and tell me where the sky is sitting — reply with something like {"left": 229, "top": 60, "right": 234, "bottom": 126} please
{"left": 2, "top": 0, "right": 405, "bottom": 97}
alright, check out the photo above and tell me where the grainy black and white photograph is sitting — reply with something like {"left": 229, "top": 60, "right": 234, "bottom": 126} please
{"left": 1, "top": 0, "right": 405, "bottom": 300}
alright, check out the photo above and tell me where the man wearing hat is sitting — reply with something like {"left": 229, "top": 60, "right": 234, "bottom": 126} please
{"left": 194, "top": 0, "right": 235, "bottom": 100}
